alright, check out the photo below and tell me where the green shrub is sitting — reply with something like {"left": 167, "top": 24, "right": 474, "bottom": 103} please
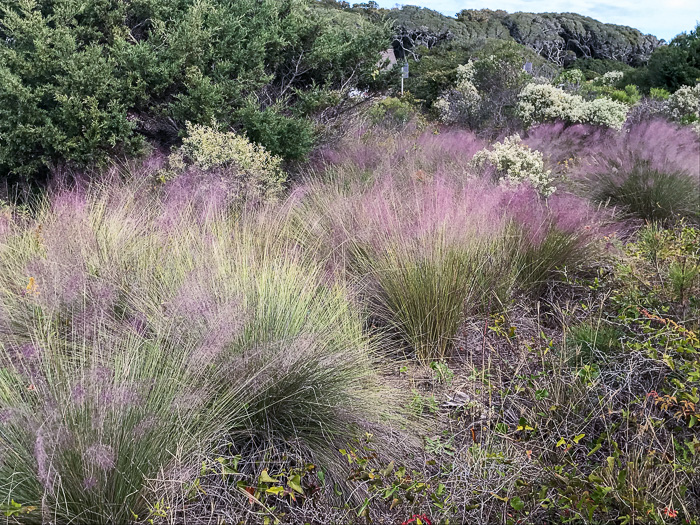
{"left": 162, "top": 122, "right": 287, "bottom": 202}
{"left": 369, "top": 96, "right": 420, "bottom": 128}
{"left": 0, "top": 0, "right": 389, "bottom": 181}
{"left": 235, "top": 103, "right": 316, "bottom": 161}
{"left": 649, "top": 87, "right": 671, "bottom": 100}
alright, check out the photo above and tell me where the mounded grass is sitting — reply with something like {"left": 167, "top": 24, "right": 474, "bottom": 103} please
{"left": 294, "top": 160, "right": 599, "bottom": 362}
{"left": 526, "top": 120, "right": 700, "bottom": 223}
{"left": 585, "top": 159, "right": 700, "bottom": 222}
{"left": 0, "top": 176, "right": 398, "bottom": 523}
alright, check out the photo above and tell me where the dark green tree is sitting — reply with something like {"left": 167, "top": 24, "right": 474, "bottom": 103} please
{"left": 626, "top": 24, "right": 700, "bottom": 92}
{"left": 0, "top": 0, "right": 391, "bottom": 182}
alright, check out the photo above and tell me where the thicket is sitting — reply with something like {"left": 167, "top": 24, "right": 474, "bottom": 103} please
{"left": 625, "top": 24, "right": 700, "bottom": 92}
{"left": 0, "top": 0, "right": 391, "bottom": 183}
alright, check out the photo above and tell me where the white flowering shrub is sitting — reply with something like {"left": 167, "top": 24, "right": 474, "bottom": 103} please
{"left": 517, "top": 83, "right": 628, "bottom": 130}
{"left": 170, "top": 122, "right": 286, "bottom": 200}
{"left": 434, "top": 62, "right": 482, "bottom": 125}
{"left": 517, "top": 84, "right": 585, "bottom": 127}
{"left": 594, "top": 71, "right": 624, "bottom": 86}
{"left": 581, "top": 97, "right": 629, "bottom": 129}
{"left": 471, "top": 134, "right": 555, "bottom": 196}
{"left": 666, "top": 84, "right": 700, "bottom": 123}
{"left": 556, "top": 69, "right": 585, "bottom": 87}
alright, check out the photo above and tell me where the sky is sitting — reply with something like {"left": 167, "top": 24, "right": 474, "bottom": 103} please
{"left": 371, "top": 0, "right": 699, "bottom": 41}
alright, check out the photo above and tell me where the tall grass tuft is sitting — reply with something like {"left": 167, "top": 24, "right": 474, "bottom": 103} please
{"left": 294, "top": 165, "right": 599, "bottom": 362}
{"left": 525, "top": 120, "right": 700, "bottom": 222}
{"left": 0, "top": 171, "right": 396, "bottom": 522}
{"left": 584, "top": 159, "right": 700, "bottom": 222}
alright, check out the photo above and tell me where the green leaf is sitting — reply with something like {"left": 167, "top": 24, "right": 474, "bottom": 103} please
{"left": 265, "top": 486, "right": 285, "bottom": 496}
{"left": 288, "top": 474, "right": 303, "bottom": 494}
{"left": 510, "top": 496, "right": 525, "bottom": 511}
{"left": 587, "top": 443, "right": 602, "bottom": 456}
{"left": 258, "top": 470, "right": 277, "bottom": 483}
{"left": 573, "top": 433, "right": 586, "bottom": 444}
{"left": 606, "top": 456, "right": 616, "bottom": 471}
{"left": 379, "top": 461, "right": 395, "bottom": 478}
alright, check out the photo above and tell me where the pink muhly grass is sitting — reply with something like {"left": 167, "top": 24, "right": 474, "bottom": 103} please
{"left": 82, "top": 476, "right": 98, "bottom": 490}
{"left": 311, "top": 127, "right": 486, "bottom": 185}
{"left": 0, "top": 408, "right": 13, "bottom": 424}
{"left": 525, "top": 120, "right": 700, "bottom": 182}
{"left": 525, "top": 120, "right": 700, "bottom": 221}
{"left": 83, "top": 443, "right": 116, "bottom": 471}
{"left": 34, "top": 429, "right": 56, "bottom": 491}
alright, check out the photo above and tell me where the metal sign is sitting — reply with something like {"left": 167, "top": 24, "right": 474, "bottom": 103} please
{"left": 401, "top": 63, "right": 409, "bottom": 79}
{"left": 523, "top": 62, "right": 533, "bottom": 73}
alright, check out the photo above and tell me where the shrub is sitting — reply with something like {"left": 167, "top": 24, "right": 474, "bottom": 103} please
{"left": 434, "top": 62, "right": 482, "bottom": 127}
{"left": 0, "top": 173, "right": 396, "bottom": 522}
{"left": 167, "top": 122, "right": 286, "bottom": 203}
{"left": 649, "top": 87, "right": 671, "bottom": 100}
{"left": 431, "top": 40, "right": 548, "bottom": 131}
{"left": 0, "top": 0, "right": 390, "bottom": 181}
{"left": 517, "top": 83, "right": 585, "bottom": 127}
{"left": 471, "top": 135, "right": 555, "bottom": 196}
{"left": 593, "top": 70, "right": 625, "bottom": 86}
{"left": 235, "top": 103, "right": 316, "bottom": 161}
{"left": 666, "top": 83, "right": 700, "bottom": 124}
{"left": 368, "top": 96, "right": 421, "bottom": 128}
{"left": 180, "top": 123, "right": 283, "bottom": 175}
{"left": 581, "top": 96, "right": 631, "bottom": 128}
{"left": 555, "top": 69, "right": 585, "bottom": 88}
{"left": 517, "top": 83, "right": 628, "bottom": 129}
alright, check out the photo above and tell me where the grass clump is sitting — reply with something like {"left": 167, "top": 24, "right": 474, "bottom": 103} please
{"left": 0, "top": 174, "right": 397, "bottom": 523}
{"left": 586, "top": 158, "right": 700, "bottom": 222}
{"left": 295, "top": 156, "right": 598, "bottom": 363}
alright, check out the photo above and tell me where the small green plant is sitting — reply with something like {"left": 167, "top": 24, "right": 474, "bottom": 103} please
{"left": 408, "top": 390, "right": 439, "bottom": 416}
{"left": 649, "top": 87, "right": 670, "bottom": 100}
{"left": 430, "top": 361, "right": 454, "bottom": 384}
{"left": 567, "top": 321, "right": 623, "bottom": 363}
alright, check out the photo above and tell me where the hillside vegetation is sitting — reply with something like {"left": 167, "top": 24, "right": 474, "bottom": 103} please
{"left": 387, "top": 6, "right": 660, "bottom": 66}
{"left": 1, "top": 1, "right": 699, "bottom": 524}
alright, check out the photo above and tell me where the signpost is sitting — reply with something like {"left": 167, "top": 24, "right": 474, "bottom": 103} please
{"left": 401, "top": 62, "right": 408, "bottom": 95}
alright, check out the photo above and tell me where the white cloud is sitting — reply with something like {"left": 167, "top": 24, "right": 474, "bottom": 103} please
{"left": 373, "top": 0, "right": 698, "bottom": 41}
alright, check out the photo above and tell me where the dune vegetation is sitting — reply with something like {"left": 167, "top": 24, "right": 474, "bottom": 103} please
{"left": 1, "top": 1, "right": 699, "bottom": 524}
